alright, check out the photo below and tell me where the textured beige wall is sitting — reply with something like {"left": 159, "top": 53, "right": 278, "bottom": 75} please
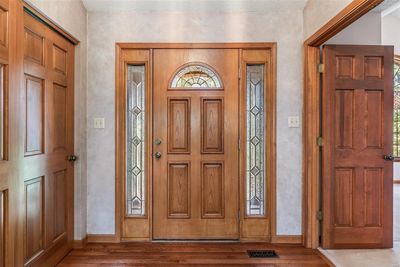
{"left": 303, "top": 0, "right": 353, "bottom": 40}
{"left": 86, "top": 9, "right": 304, "bottom": 235}
{"left": 26, "top": 0, "right": 88, "bottom": 240}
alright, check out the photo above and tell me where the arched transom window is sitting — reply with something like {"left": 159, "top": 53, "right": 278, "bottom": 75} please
{"left": 170, "top": 63, "right": 222, "bottom": 89}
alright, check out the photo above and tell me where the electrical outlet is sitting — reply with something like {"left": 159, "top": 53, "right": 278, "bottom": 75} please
{"left": 94, "top": 118, "right": 105, "bottom": 129}
{"left": 288, "top": 116, "right": 300, "bottom": 128}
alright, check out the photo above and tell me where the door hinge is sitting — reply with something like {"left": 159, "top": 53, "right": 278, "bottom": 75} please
{"left": 238, "top": 210, "right": 240, "bottom": 220}
{"left": 317, "top": 210, "right": 323, "bottom": 221}
{"left": 238, "top": 138, "right": 241, "bottom": 150}
{"left": 316, "top": 136, "right": 324, "bottom": 147}
{"left": 318, "top": 63, "right": 325, "bottom": 73}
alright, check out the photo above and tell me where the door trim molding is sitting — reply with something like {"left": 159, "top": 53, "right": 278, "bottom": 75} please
{"left": 115, "top": 43, "right": 277, "bottom": 243}
{"left": 303, "top": 0, "right": 384, "bottom": 248}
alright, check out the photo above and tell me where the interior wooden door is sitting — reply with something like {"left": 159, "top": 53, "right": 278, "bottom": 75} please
{"left": 322, "top": 45, "right": 393, "bottom": 248}
{"left": 153, "top": 49, "right": 239, "bottom": 239}
{"left": 20, "top": 10, "right": 75, "bottom": 266}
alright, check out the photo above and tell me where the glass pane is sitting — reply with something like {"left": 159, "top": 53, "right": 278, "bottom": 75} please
{"left": 246, "top": 64, "right": 265, "bottom": 216}
{"left": 126, "top": 65, "right": 146, "bottom": 216}
{"left": 394, "top": 61, "right": 400, "bottom": 157}
{"left": 170, "top": 64, "right": 222, "bottom": 88}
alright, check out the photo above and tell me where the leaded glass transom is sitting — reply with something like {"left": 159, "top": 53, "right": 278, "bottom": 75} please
{"left": 246, "top": 64, "right": 265, "bottom": 216}
{"left": 394, "top": 60, "right": 400, "bottom": 157}
{"left": 170, "top": 63, "right": 222, "bottom": 89}
{"left": 126, "top": 65, "right": 146, "bottom": 216}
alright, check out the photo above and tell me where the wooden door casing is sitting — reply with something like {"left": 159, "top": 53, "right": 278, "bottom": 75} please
{"left": 322, "top": 45, "right": 393, "bottom": 248}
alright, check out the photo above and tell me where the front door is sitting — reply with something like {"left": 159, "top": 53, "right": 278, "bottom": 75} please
{"left": 153, "top": 49, "right": 239, "bottom": 239}
{"left": 322, "top": 45, "right": 393, "bottom": 248}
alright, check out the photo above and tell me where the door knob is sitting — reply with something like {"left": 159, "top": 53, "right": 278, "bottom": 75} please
{"left": 383, "top": 154, "right": 394, "bottom": 161}
{"left": 154, "top": 152, "right": 162, "bottom": 159}
{"left": 67, "top": 155, "right": 78, "bottom": 162}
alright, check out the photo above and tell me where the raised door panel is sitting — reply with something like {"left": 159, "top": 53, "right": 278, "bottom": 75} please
{"left": 52, "top": 84, "right": 67, "bottom": 152}
{"left": 24, "top": 177, "right": 44, "bottom": 264}
{"left": 0, "top": 6, "right": 8, "bottom": 49}
{"left": 201, "top": 162, "right": 224, "bottom": 218}
{"left": 24, "top": 75, "right": 44, "bottom": 156}
{"left": 24, "top": 28, "right": 44, "bottom": 66}
{"left": 366, "top": 90, "right": 383, "bottom": 148}
{"left": 201, "top": 98, "right": 223, "bottom": 154}
{"left": 364, "top": 168, "right": 383, "bottom": 227}
{"left": 52, "top": 44, "right": 67, "bottom": 75}
{"left": 168, "top": 162, "right": 190, "bottom": 218}
{"left": 333, "top": 168, "right": 353, "bottom": 227}
{"left": 168, "top": 98, "right": 190, "bottom": 154}
{"left": 364, "top": 56, "right": 383, "bottom": 79}
{"left": 335, "top": 90, "right": 353, "bottom": 149}
{"left": 0, "top": 191, "right": 4, "bottom": 267}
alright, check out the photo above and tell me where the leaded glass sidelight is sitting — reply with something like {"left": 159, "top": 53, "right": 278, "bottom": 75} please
{"left": 126, "top": 65, "right": 146, "bottom": 216}
{"left": 170, "top": 64, "right": 222, "bottom": 88}
{"left": 246, "top": 64, "right": 265, "bottom": 216}
{"left": 394, "top": 61, "right": 400, "bottom": 157}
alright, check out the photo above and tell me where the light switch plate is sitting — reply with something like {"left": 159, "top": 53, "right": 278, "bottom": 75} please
{"left": 288, "top": 116, "right": 300, "bottom": 128}
{"left": 94, "top": 118, "right": 105, "bottom": 129}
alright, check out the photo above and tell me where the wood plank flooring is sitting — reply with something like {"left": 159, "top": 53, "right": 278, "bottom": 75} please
{"left": 58, "top": 242, "right": 331, "bottom": 266}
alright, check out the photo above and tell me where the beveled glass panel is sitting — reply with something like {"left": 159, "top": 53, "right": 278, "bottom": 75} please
{"left": 126, "top": 65, "right": 146, "bottom": 216}
{"left": 394, "top": 61, "right": 400, "bottom": 157}
{"left": 170, "top": 64, "right": 222, "bottom": 89}
{"left": 246, "top": 64, "right": 265, "bottom": 216}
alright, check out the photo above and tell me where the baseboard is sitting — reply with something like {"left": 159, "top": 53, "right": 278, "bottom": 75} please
{"left": 87, "top": 234, "right": 118, "bottom": 243}
{"left": 317, "top": 249, "right": 336, "bottom": 267}
{"left": 271, "top": 235, "right": 303, "bottom": 244}
{"left": 73, "top": 236, "right": 88, "bottom": 249}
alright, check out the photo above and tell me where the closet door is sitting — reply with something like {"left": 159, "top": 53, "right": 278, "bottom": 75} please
{"left": 20, "top": 8, "right": 75, "bottom": 267}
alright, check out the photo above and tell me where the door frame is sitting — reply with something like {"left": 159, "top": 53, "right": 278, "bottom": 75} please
{"left": 303, "top": 0, "right": 384, "bottom": 248}
{"left": 115, "top": 43, "right": 277, "bottom": 242}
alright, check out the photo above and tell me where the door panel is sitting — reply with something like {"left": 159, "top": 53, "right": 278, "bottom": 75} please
{"left": 322, "top": 45, "right": 393, "bottom": 248}
{"left": 153, "top": 49, "right": 239, "bottom": 239}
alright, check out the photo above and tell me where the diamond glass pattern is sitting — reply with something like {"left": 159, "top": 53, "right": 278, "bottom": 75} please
{"left": 126, "top": 65, "right": 146, "bottom": 216}
{"left": 170, "top": 64, "right": 222, "bottom": 88}
{"left": 246, "top": 64, "right": 265, "bottom": 216}
{"left": 394, "top": 61, "right": 400, "bottom": 157}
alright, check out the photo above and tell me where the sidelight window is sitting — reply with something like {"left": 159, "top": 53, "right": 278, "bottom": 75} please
{"left": 126, "top": 65, "right": 146, "bottom": 216}
{"left": 170, "top": 63, "right": 222, "bottom": 89}
{"left": 245, "top": 64, "right": 265, "bottom": 216}
{"left": 394, "top": 59, "right": 400, "bottom": 158}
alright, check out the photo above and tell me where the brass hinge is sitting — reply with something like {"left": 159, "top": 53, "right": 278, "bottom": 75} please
{"left": 316, "top": 136, "right": 324, "bottom": 147}
{"left": 317, "top": 210, "right": 323, "bottom": 221}
{"left": 318, "top": 63, "right": 325, "bottom": 73}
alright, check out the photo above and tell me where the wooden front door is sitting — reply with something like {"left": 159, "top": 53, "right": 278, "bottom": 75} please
{"left": 153, "top": 49, "right": 239, "bottom": 239}
{"left": 21, "top": 11, "right": 75, "bottom": 266}
{"left": 322, "top": 45, "right": 393, "bottom": 248}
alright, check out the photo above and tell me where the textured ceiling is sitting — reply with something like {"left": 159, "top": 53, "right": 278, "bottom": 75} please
{"left": 81, "top": 0, "right": 309, "bottom": 13}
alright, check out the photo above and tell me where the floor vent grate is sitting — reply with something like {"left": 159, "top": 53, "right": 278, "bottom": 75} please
{"left": 247, "top": 250, "right": 279, "bottom": 258}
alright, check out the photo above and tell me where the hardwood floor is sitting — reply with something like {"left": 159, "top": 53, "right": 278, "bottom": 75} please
{"left": 58, "top": 242, "right": 331, "bottom": 266}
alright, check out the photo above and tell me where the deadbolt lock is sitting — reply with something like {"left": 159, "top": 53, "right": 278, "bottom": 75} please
{"left": 155, "top": 138, "right": 162, "bottom": 145}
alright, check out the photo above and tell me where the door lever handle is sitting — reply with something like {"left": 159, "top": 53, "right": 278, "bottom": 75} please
{"left": 383, "top": 154, "right": 394, "bottom": 161}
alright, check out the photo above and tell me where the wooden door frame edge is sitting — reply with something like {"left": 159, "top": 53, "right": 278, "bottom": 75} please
{"left": 115, "top": 42, "right": 277, "bottom": 243}
{"left": 303, "top": 0, "right": 384, "bottom": 248}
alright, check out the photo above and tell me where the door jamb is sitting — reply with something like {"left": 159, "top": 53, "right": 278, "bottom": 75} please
{"left": 115, "top": 43, "right": 277, "bottom": 243}
{"left": 302, "top": 0, "right": 384, "bottom": 248}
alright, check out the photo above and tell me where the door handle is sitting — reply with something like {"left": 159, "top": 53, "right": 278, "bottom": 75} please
{"left": 383, "top": 154, "right": 394, "bottom": 161}
{"left": 154, "top": 152, "right": 162, "bottom": 159}
{"left": 67, "top": 155, "right": 78, "bottom": 162}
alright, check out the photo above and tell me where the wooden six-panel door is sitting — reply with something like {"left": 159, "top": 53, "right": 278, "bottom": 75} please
{"left": 20, "top": 11, "right": 75, "bottom": 266}
{"left": 322, "top": 45, "right": 393, "bottom": 248}
{"left": 153, "top": 49, "right": 239, "bottom": 239}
